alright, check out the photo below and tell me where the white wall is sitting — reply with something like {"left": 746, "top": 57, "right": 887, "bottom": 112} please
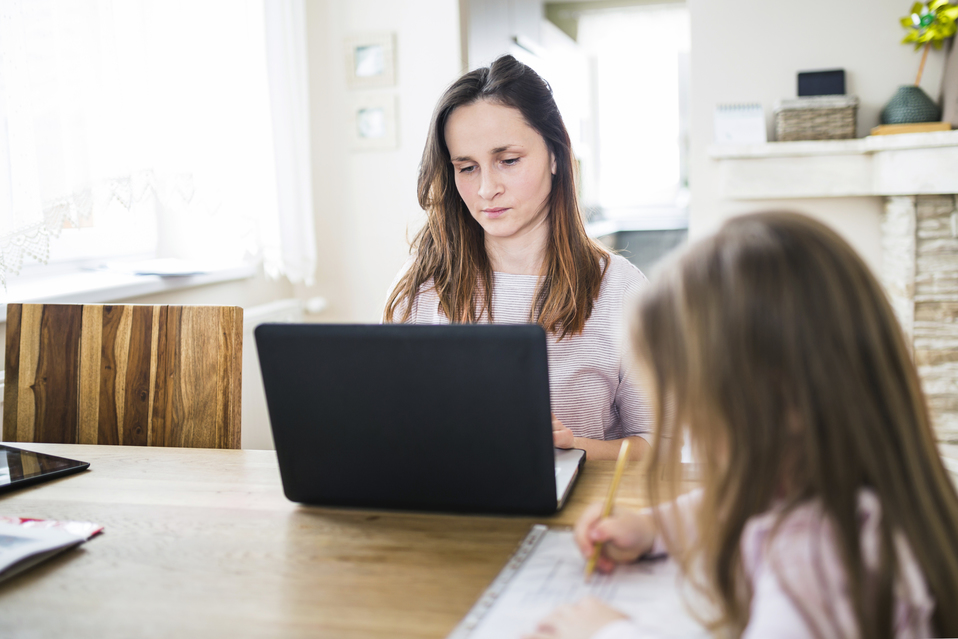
{"left": 688, "top": 0, "right": 948, "bottom": 272}
{"left": 465, "top": 0, "right": 543, "bottom": 68}
{"left": 304, "top": 0, "right": 463, "bottom": 322}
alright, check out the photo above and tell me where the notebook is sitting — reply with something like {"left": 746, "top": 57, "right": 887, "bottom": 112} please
{"left": 254, "top": 323, "right": 586, "bottom": 515}
{"left": 713, "top": 103, "right": 767, "bottom": 144}
{"left": 448, "top": 526, "right": 709, "bottom": 639}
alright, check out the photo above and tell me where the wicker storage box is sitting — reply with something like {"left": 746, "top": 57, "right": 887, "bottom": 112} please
{"left": 774, "top": 95, "right": 859, "bottom": 141}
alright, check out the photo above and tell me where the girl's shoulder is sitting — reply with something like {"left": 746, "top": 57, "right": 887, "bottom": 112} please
{"left": 742, "top": 491, "right": 895, "bottom": 574}
{"left": 743, "top": 490, "right": 885, "bottom": 553}
{"left": 741, "top": 491, "right": 934, "bottom": 637}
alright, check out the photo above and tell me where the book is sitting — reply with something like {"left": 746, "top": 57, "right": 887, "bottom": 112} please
{"left": 0, "top": 517, "right": 103, "bottom": 582}
{"left": 870, "top": 122, "right": 952, "bottom": 136}
{"left": 448, "top": 525, "right": 708, "bottom": 639}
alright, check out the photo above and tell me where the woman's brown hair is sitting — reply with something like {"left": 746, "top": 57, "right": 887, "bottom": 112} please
{"left": 382, "top": 55, "right": 607, "bottom": 339}
{"left": 632, "top": 212, "right": 958, "bottom": 637}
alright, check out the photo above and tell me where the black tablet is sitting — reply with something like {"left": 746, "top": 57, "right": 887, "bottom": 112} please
{"left": 0, "top": 445, "right": 90, "bottom": 494}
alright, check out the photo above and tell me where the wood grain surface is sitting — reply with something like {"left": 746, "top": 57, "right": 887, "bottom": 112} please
{"left": 0, "top": 444, "right": 688, "bottom": 639}
{"left": 3, "top": 304, "right": 243, "bottom": 449}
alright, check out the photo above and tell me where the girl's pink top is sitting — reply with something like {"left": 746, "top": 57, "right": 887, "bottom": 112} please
{"left": 594, "top": 490, "right": 936, "bottom": 639}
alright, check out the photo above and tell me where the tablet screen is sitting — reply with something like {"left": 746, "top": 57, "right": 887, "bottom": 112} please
{"left": 0, "top": 445, "right": 90, "bottom": 493}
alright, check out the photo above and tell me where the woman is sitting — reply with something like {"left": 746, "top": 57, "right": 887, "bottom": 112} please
{"left": 383, "top": 55, "right": 651, "bottom": 460}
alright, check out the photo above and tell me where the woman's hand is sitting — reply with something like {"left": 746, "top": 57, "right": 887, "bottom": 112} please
{"left": 523, "top": 597, "right": 628, "bottom": 639}
{"left": 573, "top": 503, "right": 656, "bottom": 574}
{"left": 552, "top": 413, "right": 575, "bottom": 449}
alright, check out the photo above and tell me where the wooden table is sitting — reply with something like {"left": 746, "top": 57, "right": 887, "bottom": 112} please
{"left": 0, "top": 444, "right": 662, "bottom": 639}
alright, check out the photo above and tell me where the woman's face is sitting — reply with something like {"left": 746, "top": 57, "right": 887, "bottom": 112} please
{"left": 444, "top": 100, "right": 556, "bottom": 242}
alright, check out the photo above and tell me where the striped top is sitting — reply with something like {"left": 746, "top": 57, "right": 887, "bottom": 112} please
{"left": 388, "top": 253, "right": 652, "bottom": 441}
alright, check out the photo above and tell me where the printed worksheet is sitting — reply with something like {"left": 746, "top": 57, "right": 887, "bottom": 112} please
{"left": 450, "top": 528, "right": 709, "bottom": 639}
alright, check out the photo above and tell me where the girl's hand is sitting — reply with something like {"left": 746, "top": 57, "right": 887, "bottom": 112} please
{"left": 523, "top": 597, "right": 628, "bottom": 639}
{"left": 552, "top": 413, "right": 575, "bottom": 449}
{"left": 573, "top": 503, "right": 656, "bottom": 574}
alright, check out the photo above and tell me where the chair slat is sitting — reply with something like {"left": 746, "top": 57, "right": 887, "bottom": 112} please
{"left": 2, "top": 303, "right": 23, "bottom": 441}
{"left": 78, "top": 305, "right": 103, "bottom": 444}
{"left": 33, "top": 305, "right": 83, "bottom": 443}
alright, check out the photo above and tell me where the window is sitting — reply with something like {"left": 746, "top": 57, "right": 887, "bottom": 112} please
{"left": 0, "top": 0, "right": 315, "bottom": 289}
{"left": 577, "top": 4, "right": 691, "bottom": 217}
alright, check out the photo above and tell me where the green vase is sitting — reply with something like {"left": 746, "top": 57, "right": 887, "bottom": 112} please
{"left": 880, "top": 85, "right": 941, "bottom": 124}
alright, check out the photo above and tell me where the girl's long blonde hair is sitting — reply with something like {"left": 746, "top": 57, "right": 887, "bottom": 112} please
{"left": 382, "top": 55, "right": 607, "bottom": 339}
{"left": 633, "top": 212, "right": 958, "bottom": 637}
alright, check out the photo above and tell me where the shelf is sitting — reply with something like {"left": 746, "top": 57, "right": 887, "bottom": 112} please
{"left": 709, "top": 130, "right": 958, "bottom": 200}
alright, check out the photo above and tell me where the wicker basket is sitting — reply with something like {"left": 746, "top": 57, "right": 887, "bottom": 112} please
{"left": 774, "top": 95, "right": 859, "bottom": 141}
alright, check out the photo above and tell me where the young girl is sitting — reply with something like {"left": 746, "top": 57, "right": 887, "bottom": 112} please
{"left": 529, "top": 212, "right": 958, "bottom": 638}
{"left": 383, "top": 55, "right": 651, "bottom": 460}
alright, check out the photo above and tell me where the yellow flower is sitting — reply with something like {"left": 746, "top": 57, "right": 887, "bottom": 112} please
{"left": 900, "top": 0, "right": 958, "bottom": 49}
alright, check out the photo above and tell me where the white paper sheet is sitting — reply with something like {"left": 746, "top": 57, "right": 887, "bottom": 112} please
{"left": 450, "top": 528, "right": 709, "bottom": 639}
{"left": 0, "top": 518, "right": 103, "bottom": 582}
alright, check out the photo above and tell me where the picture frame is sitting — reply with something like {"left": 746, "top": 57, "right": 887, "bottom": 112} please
{"left": 344, "top": 32, "right": 396, "bottom": 89}
{"left": 350, "top": 94, "right": 398, "bottom": 151}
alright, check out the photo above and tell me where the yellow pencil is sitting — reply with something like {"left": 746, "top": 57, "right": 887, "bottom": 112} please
{"left": 584, "top": 439, "right": 631, "bottom": 582}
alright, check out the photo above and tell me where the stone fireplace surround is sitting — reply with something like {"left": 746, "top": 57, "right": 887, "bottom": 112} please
{"left": 711, "top": 131, "right": 958, "bottom": 443}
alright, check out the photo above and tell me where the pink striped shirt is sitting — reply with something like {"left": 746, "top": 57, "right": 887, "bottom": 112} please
{"left": 388, "top": 253, "right": 652, "bottom": 441}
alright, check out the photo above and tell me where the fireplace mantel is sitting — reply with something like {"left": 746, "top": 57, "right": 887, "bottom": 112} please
{"left": 709, "top": 130, "right": 958, "bottom": 200}
{"left": 711, "top": 132, "right": 958, "bottom": 443}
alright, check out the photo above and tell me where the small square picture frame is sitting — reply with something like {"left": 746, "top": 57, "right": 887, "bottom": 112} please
{"left": 350, "top": 94, "right": 398, "bottom": 151}
{"left": 345, "top": 33, "right": 396, "bottom": 89}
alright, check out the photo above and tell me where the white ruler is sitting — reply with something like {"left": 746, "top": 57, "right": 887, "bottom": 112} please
{"left": 446, "top": 524, "right": 549, "bottom": 639}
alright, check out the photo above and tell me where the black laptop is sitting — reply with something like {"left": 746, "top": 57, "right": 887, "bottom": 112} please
{"left": 254, "top": 323, "right": 585, "bottom": 515}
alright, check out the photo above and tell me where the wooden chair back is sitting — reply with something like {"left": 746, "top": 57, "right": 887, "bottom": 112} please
{"left": 3, "top": 304, "right": 242, "bottom": 449}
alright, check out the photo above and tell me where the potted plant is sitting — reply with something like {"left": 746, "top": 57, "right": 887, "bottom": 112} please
{"left": 881, "top": 0, "right": 958, "bottom": 124}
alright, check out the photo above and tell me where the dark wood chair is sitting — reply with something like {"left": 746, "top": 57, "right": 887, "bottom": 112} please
{"left": 3, "top": 303, "right": 243, "bottom": 449}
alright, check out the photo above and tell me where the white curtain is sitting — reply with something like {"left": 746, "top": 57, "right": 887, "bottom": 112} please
{"left": 263, "top": 0, "right": 316, "bottom": 286}
{"left": 0, "top": 0, "right": 316, "bottom": 285}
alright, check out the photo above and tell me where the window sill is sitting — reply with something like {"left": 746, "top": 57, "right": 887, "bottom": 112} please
{"left": 0, "top": 262, "right": 257, "bottom": 324}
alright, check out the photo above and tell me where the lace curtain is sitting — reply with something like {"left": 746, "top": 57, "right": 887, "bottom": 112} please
{"left": 0, "top": 0, "right": 316, "bottom": 285}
